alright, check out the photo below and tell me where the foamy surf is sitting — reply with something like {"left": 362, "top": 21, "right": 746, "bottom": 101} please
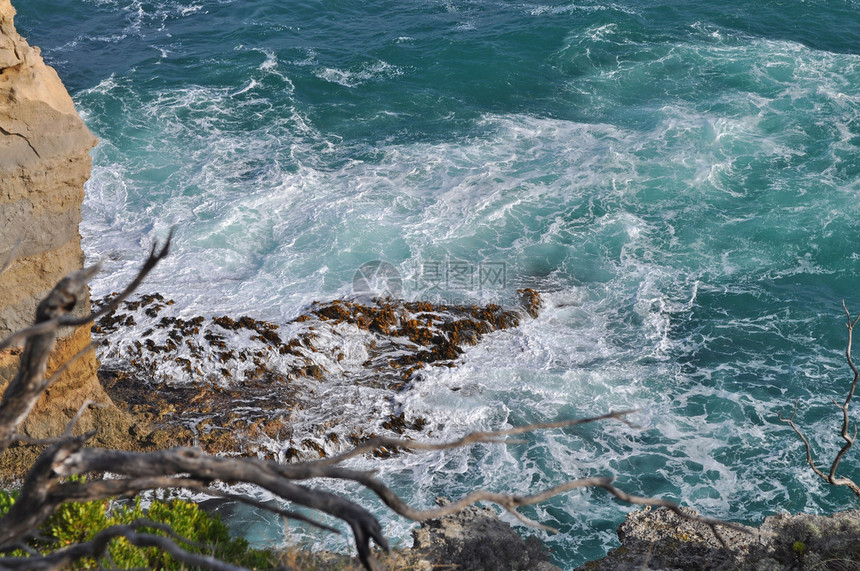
{"left": 13, "top": 0, "right": 860, "bottom": 565}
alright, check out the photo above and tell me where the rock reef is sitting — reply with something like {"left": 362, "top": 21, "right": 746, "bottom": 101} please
{"left": 277, "top": 497, "right": 562, "bottom": 570}
{"left": 94, "top": 291, "right": 543, "bottom": 460}
{"left": 408, "top": 498, "right": 561, "bottom": 571}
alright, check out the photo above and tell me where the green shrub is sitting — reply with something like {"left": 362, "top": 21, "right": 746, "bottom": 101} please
{"left": 0, "top": 487, "right": 278, "bottom": 569}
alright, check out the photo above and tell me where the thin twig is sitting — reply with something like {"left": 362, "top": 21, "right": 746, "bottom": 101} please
{"left": 0, "top": 229, "right": 173, "bottom": 352}
{"left": 0, "top": 238, "right": 22, "bottom": 278}
{"left": 778, "top": 401, "right": 829, "bottom": 482}
{"left": 779, "top": 302, "right": 860, "bottom": 499}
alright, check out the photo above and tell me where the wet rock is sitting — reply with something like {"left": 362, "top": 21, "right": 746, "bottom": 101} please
{"left": 95, "top": 293, "right": 543, "bottom": 461}
{"left": 518, "top": 288, "right": 543, "bottom": 319}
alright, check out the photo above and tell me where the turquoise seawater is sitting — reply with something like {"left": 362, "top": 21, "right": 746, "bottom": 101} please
{"left": 15, "top": 0, "right": 860, "bottom": 566}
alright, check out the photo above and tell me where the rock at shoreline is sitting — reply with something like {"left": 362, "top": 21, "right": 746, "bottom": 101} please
{"left": 283, "top": 497, "right": 563, "bottom": 571}
{"left": 94, "top": 292, "right": 542, "bottom": 461}
{"left": 579, "top": 506, "right": 860, "bottom": 570}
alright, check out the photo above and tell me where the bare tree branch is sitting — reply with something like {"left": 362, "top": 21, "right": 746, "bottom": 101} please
{"left": 779, "top": 302, "right": 860, "bottom": 499}
{"left": 831, "top": 301, "right": 860, "bottom": 483}
{"left": 56, "top": 477, "right": 340, "bottom": 534}
{"left": 0, "top": 412, "right": 756, "bottom": 570}
{"left": 0, "top": 236, "right": 753, "bottom": 571}
{"left": 778, "top": 401, "right": 830, "bottom": 482}
{"left": 0, "top": 231, "right": 172, "bottom": 455}
{"left": 301, "top": 409, "right": 640, "bottom": 469}
{"left": 186, "top": 484, "right": 341, "bottom": 534}
{"left": 0, "top": 237, "right": 22, "bottom": 278}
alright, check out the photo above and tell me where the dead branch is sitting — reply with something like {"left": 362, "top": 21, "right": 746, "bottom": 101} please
{"left": 185, "top": 484, "right": 340, "bottom": 534}
{"left": 0, "top": 520, "right": 246, "bottom": 571}
{"left": 0, "top": 231, "right": 172, "bottom": 455}
{"left": 303, "top": 409, "right": 640, "bottom": 468}
{"left": 779, "top": 302, "right": 860, "bottom": 499}
{"left": 0, "top": 417, "right": 757, "bottom": 570}
{"left": 0, "top": 238, "right": 21, "bottom": 278}
{"left": 0, "top": 238, "right": 752, "bottom": 571}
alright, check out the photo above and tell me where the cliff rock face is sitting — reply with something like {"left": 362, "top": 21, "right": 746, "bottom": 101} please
{"left": 0, "top": 0, "right": 127, "bottom": 446}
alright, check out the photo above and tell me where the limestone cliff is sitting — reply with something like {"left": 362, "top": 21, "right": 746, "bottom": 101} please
{"left": 0, "top": 0, "right": 131, "bottom": 448}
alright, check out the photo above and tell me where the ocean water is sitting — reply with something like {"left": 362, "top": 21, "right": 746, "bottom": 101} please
{"left": 15, "top": 0, "right": 860, "bottom": 566}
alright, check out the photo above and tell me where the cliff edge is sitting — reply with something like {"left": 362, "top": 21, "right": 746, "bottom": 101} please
{"left": 0, "top": 0, "right": 134, "bottom": 453}
{"left": 579, "top": 506, "right": 860, "bottom": 570}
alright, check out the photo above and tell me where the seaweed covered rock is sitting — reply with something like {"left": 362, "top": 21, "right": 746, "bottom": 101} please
{"left": 95, "top": 293, "right": 542, "bottom": 460}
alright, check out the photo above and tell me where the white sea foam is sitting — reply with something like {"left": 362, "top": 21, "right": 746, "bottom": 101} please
{"left": 314, "top": 61, "right": 403, "bottom": 88}
{"left": 68, "top": 10, "right": 860, "bottom": 562}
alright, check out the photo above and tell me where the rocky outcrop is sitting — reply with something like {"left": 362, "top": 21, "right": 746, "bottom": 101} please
{"left": 579, "top": 506, "right": 860, "bottom": 570}
{"left": 272, "top": 497, "right": 563, "bottom": 570}
{"left": 94, "top": 291, "right": 542, "bottom": 459}
{"left": 407, "top": 498, "right": 562, "bottom": 571}
{"left": 0, "top": 0, "right": 136, "bottom": 457}
{"left": 0, "top": 0, "right": 97, "bottom": 337}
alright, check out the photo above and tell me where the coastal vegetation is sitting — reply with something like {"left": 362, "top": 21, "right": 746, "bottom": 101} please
{"left": 0, "top": 486, "right": 278, "bottom": 569}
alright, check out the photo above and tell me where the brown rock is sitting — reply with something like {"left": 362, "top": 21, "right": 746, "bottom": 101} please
{"left": 0, "top": 1, "right": 139, "bottom": 479}
{"left": 578, "top": 507, "right": 860, "bottom": 571}
{"left": 0, "top": 0, "right": 98, "bottom": 336}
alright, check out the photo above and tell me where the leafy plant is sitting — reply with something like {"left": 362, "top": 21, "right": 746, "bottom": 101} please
{"left": 0, "top": 487, "right": 277, "bottom": 569}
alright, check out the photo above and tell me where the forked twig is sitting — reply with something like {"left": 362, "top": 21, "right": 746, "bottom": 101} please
{"left": 0, "top": 237, "right": 752, "bottom": 571}
{"left": 779, "top": 301, "right": 860, "bottom": 499}
{"left": 0, "top": 238, "right": 22, "bottom": 278}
